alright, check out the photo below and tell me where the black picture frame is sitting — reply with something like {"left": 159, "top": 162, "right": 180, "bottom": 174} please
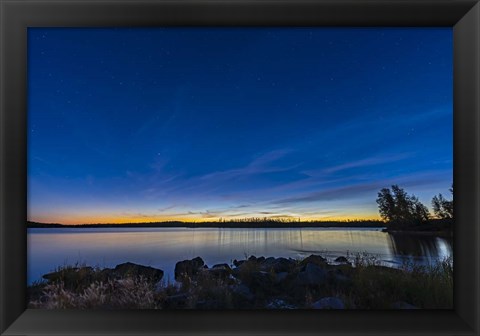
{"left": 1, "top": 0, "right": 479, "bottom": 335}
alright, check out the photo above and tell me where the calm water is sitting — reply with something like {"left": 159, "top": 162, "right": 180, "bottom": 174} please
{"left": 27, "top": 227, "right": 452, "bottom": 284}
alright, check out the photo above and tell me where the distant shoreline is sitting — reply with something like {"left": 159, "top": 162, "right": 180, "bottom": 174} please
{"left": 27, "top": 220, "right": 386, "bottom": 229}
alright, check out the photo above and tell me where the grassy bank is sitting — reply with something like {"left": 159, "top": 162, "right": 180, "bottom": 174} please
{"left": 28, "top": 254, "right": 452, "bottom": 310}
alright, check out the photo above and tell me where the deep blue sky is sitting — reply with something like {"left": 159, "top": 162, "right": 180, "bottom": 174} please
{"left": 27, "top": 28, "right": 452, "bottom": 224}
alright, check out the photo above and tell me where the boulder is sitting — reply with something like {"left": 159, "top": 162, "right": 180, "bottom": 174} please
{"left": 311, "top": 297, "right": 345, "bottom": 309}
{"left": 328, "top": 268, "right": 352, "bottom": 286}
{"left": 174, "top": 257, "right": 205, "bottom": 280}
{"left": 204, "top": 264, "right": 232, "bottom": 279}
{"left": 299, "top": 254, "right": 328, "bottom": 268}
{"left": 231, "top": 260, "right": 260, "bottom": 280}
{"left": 264, "top": 257, "right": 275, "bottom": 263}
{"left": 113, "top": 262, "right": 164, "bottom": 282}
{"left": 97, "top": 268, "right": 116, "bottom": 282}
{"left": 334, "top": 256, "right": 349, "bottom": 263}
{"left": 42, "top": 266, "right": 95, "bottom": 289}
{"left": 212, "top": 263, "right": 231, "bottom": 270}
{"left": 233, "top": 259, "right": 245, "bottom": 267}
{"left": 295, "top": 263, "right": 327, "bottom": 286}
{"left": 42, "top": 263, "right": 165, "bottom": 288}
{"left": 42, "top": 266, "right": 94, "bottom": 282}
{"left": 261, "top": 257, "right": 295, "bottom": 273}
{"left": 251, "top": 271, "right": 273, "bottom": 287}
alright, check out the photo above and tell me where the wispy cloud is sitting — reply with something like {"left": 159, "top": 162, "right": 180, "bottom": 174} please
{"left": 120, "top": 212, "right": 154, "bottom": 218}
{"left": 271, "top": 170, "right": 450, "bottom": 206}
{"left": 199, "top": 149, "right": 295, "bottom": 181}
{"left": 319, "top": 153, "right": 412, "bottom": 174}
{"left": 273, "top": 183, "right": 381, "bottom": 205}
{"left": 157, "top": 205, "right": 177, "bottom": 212}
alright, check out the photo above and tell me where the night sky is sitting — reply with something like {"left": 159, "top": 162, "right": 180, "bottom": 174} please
{"left": 27, "top": 28, "right": 453, "bottom": 224}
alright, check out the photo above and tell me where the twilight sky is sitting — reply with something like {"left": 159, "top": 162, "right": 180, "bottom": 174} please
{"left": 27, "top": 28, "right": 453, "bottom": 224}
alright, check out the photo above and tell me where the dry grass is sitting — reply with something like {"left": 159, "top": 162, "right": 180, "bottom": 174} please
{"left": 346, "top": 254, "right": 453, "bottom": 309}
{"left": 30, "top": 277, "right": 157, "bottom": 309}
{"left": 29, "top": 256, "right": 453, "bottom": 310}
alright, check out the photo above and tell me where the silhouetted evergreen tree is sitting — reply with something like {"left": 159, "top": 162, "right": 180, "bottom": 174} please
{"left": 432, "top": 185, "right": 453, "bottom": 219}
{"left": 376, "top": 185, "right": 430, "bottom": 229}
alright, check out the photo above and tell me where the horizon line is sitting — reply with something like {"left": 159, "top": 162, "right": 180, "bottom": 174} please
{"left": 27, "top": 217, "right": 384, "bottom": 226}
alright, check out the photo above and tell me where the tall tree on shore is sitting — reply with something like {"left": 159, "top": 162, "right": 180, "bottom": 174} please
{"left": 376, "top": 185, "right": 430, "bottom": 228}
{"left": 432, "top": 185, "right": 453, "bottom": 219}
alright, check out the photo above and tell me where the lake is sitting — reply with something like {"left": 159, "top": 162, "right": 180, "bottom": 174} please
{"left": 27, "top": 227, "right": 452, "bottom": 284}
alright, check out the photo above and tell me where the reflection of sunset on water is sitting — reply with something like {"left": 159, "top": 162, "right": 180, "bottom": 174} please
{"left": 28, "top": 227, "right": 452, "bottom": 284}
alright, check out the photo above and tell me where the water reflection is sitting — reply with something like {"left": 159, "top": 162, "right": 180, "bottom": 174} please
{"left": 387, "top": 233, "right": 453, "bottom": 265}
{"left": 27, "top": 227, "right": 452, "bottom": 284}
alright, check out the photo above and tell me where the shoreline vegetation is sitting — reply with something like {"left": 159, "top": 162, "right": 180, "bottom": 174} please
{"left": 28, "top": 253, "right": 453, "bottom": 310}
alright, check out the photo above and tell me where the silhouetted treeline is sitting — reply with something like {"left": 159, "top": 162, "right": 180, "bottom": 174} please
{"left": 27, "top": 219, "right": 385, "bottom": 229}
{"left": 377, "top": 184, "right": 453, "bottom": 232}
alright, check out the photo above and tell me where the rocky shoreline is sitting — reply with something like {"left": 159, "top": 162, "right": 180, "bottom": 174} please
{"left": 28, "top": 254, "right": 453, "bottom": 310}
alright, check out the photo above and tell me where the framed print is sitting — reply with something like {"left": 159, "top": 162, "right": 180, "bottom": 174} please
{"left": 1, "top": 0, "right": 479, "bottom": 335}
{"left": 26, "top": 25, "right": 457, "bottom": 312}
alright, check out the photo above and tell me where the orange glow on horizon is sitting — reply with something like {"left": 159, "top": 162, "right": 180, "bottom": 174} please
{"left": 29, "top": 213, "right": 381, "bottom": 225}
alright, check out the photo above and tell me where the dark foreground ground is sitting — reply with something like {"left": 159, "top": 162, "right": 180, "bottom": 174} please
{"left": 28, "top": 254, "right": 453, "bottom": 310}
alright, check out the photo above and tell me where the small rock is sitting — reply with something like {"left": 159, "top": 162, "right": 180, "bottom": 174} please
{"left": 334, "top": 256, "right": 349, "bottom": 263}
{"left": 295, "top": 263, "right": 327, "bottom": 286}
{"left": 204, "top": 264, "right": 232, "bottom": 279}
{"left": 261, "top": 257, "right": 295, "bottom": 273}
{"left": 233, "top": 259, "right": 245, "bottom": 267}
{"left": 231, "top": 259, "right": 259, "bottom": 279}
{"left": 212, "top": 263, "right": 231, "bottom": 270}
{"left": 266, "top": 299, "right": 297, "bottom": 309}
{"left": 251, "top": 271, "right": 272, "bottom": 285}
{"left": 174, "top": 257, "right": 205, "bottom": 280}
{"left": 300, "top": 255, "right": 328, "bottom": 268}
{"left": 312, "top": 297, "right": 345, "bottom": 309}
